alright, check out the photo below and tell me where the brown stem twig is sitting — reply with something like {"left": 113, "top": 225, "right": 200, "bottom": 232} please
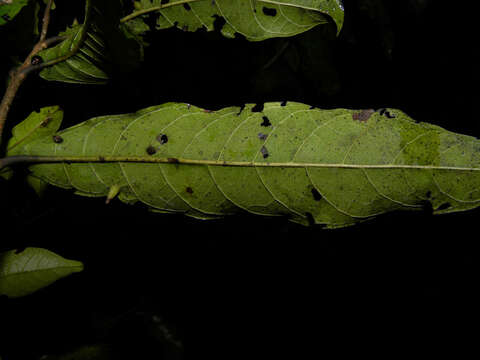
{"left": 0, "top": 0, "right": 92, "bottom": 144}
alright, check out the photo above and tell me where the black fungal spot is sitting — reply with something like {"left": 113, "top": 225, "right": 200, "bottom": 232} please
{"left": 146, "top": 146, "right": 157, "bottom": 155}
{"left": 157, "top": 134, "right": 168, "bottom": 145}
{"left": 52, "top": 135, "right": 63, "bottom": 143}
{"left": 262, "top": 7, "right": 277, "bottom": 16}
{"left": 261, "top": 116, "right": 272, "bottom": 127}
{"left": 183, "top": 3, "right": 191, "bottom": 10}
{"left": 258, "top": 132, "right": 268, "bottom": 141}
{"left": 261, "top": 146, "right": 269, "bottom": 159}
{"left": 311, "top": 188, "right": 322, "bottom": 201}
{"left": 281, "top": 100, "right": 287, "bottom": 106}
{"left": 186, "top": 187, "right": 194, "bottom": 194}
{"left": 305, "top": 212, "right": 315, "bottom": 226}
{"left": 31, "top": 55, "right": 43, "bottom": 65}
{"left": 252, "top": 103, "right": 264, "bottom": 112}
{"left": 438, "top": 203, "right": 451, "bottom": 211}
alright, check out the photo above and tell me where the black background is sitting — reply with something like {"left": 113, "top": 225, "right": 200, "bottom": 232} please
{"left": 0, "top": 0, "right": 478, "bottom": 358}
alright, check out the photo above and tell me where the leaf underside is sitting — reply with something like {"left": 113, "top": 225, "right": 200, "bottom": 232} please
{"left": 0, "top": 247, "right": 83, "bottom": 298}
{"left": 14, "top": 102, "right": 480, "bottom": 228}
{"left": 127, "top": 0, "right": 344, "bottom": 41}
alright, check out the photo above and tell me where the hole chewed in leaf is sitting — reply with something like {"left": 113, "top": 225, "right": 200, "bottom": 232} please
{"left": 305, "top": 212, "right": 315, "bottom": 226}
{"left": 157, "top": 134, "right": 168, "bottom": 145}
{"left": 258, "top": 132, "right": 268, "bottom": 141}
{"left": 438, "top": 203, "right": 451, "bottom": 211}
{"left": 261, "top": 116, "right": 271, "bottom": 127}
{"left": 311, "top": 188, "right": 323, "bottom": 201}
{"left": 252, "top": 103, "right": 264, "bottom": 112}
{"left": 262, "top": 7, "right": 277, "bottom": 16}
{"left": 377, "top": 108, "right": 396, "bottom": 118}
{"left": 261, "top": 146, "right": 269, "bottom": 159}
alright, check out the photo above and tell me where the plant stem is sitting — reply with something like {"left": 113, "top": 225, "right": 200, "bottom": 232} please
{"left": 1, "top": 155, "right": 480, "bottom": 172}
{"left": 0, "top": 0, "right": 92, "bottom": 143}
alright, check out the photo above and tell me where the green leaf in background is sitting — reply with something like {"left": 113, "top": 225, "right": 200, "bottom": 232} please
{"left": 37, "top": 0, "right": 144, "bottom": 84}
{"left": 38, "top": 23, "right": 110, "bottom": 84}
{"left": 0, "top": 0, "right": 29, "bottom": 26}
{"left": 0, "top": 106, "right": 63, "bottom": 182}
{"left": 6, "top": 102, "right": 480, "bottom": 228}
{"left": 0, "top": 247, "right": 83, "bottom": 298}
{"left": 124, "top": 0, "right": 344, "bottom": 41}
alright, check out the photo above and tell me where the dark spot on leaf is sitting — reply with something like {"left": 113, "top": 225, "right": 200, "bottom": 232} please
{"left": 261, "top": 116, "right": 271, "bottom": 127}
{"left": 252, "top": 103, "right": 264, "bottom": 112}
{"left": 261, "top": 146, "right": 269, "bottom": 159}
{"left": 262, "top": 7, "right": 277, "bottom": 16}
{"left": 31, "top": 55, "right": 43, "bottom": 65}
{"left": 183, "top": 3, "right": 191, "bottom": 10}
{"left": 168, "top": 158, "right": 179, "bottom": 164}
{"left": 311, "top": 188, "right": 322, "bottom": 201}
{"left": 281, "top": 100, "right": 287, "bottom": 106}
{"left": 186, "top": 187, "right": 194, "bottom": 194}
{"left": 146, "top": 146, "right": 157, "bottom": 155}
{"left": 438, "top": 203, "right": 451, "bottom": 211}
{"left": 53, "top": 135, "right": 63, "bottom": 143}
{"left": 157, "top": 134, "right": 168, "bottom": 144}
{"left": 258, "top": 132, "right": 268, "bottom": 140}
{"left": 352, "top": 109, "right": 374, "bottom": 122}
{"left": 40, "top": 117, "right": 52, "bottom": 127}
{"left": 305, "top": 212, "right": 315, "bottom": 226}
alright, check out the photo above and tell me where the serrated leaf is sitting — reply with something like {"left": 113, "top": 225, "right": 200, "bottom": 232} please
{"left": 9, "top": 102, "right": 480, "bottom": 228}
{"left": 125, "top": 0, "right": 344, "bottom": 41}
{"left": 0, "top": 0, "right": 29, "bottom": 26}
{"left": 0, "top": 247, "right": 83, "bottom": 298}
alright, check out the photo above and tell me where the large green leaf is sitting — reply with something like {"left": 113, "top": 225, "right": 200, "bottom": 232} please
{"left": 5, "top": 102, "right": 480, "bottom": 228}
{"left": 0, "top": 247, "right": 83, "bottom": 298}
{"left": 124, "top": 0, "right": 344, "bottom": 41}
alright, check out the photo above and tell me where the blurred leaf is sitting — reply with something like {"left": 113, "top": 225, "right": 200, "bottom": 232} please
{"left": 0, "top": 247, "right": 83, "bottom": 298}
{"left": 0, "top": 0, "right": 29, "bottom": 26}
